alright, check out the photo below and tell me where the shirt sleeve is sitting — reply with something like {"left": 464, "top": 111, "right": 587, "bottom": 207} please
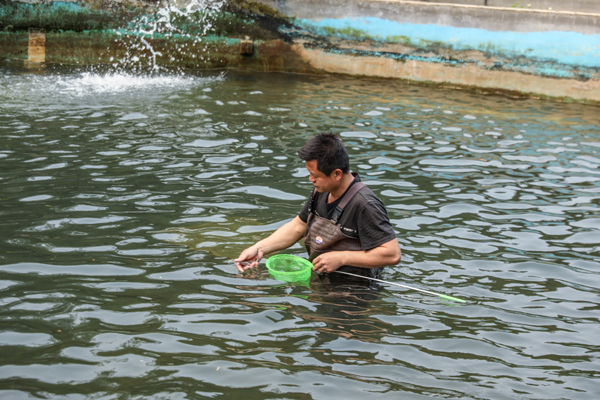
{"left": 298, "top": 197, "right": 310, "bottom": 223}
{"left": 357, "top": 200, "right": 397, "bottom": 250}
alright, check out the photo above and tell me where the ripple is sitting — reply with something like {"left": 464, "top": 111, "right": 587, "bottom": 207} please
{"left": 368, "top": 156, "right": 400, "bottom": 165}
{"left": 0, "top": 332, "right": 56, "bottom": 347}
{"left": 225, "top": 185, "right": 305, "bottom": 200}
{"left": 183, "top": 138, "right": 238, "bottom": 147}
{"left": 119, "top": 112, "right": 148, "bottom": 120}
{"left": 0, "top": 263, "right": 143, "bottom": 276}
{"left": 19, "top": 195, "right": 53, "bottom": 202}
{"left": 82, "top": 282, "right": 169, "bottom": 292}
{"left": 205, "top": 154, "right": 251, "bottom": 164}
{"left": 340, "top": 131, "right": 377, "bottom": 138}
{"left": 26, "top": 215, "right": 130, "bottom": 231}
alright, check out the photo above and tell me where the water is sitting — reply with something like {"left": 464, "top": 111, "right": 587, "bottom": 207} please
{"left": 113, "top": 0, "right": 226, "bottom": 72}
{"left": 1, "top": 65, "right": 599, "bottom": 399}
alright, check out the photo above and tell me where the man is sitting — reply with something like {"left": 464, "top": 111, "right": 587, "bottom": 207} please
{"left": 235, "top": 133, "right": 401, "bottom": 278}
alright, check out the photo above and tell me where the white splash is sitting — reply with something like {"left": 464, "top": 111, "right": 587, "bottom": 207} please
{"left": 57, "top": 72, "right": 203, "bottom": 95}
{"left": 62, "top": 71, "right": 227, "bottom": 98}
{"left": 116, "top": 0, "right": 227, "bottom": 72}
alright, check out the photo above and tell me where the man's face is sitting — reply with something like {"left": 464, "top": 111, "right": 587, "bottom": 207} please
{"left": 305, "top": 160, "right": 338, "bottom": 193}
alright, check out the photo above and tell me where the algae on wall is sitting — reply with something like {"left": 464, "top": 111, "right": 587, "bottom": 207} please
{"left": 0, "top": 0, "right": 290, "bottom": 39}
{"left": 0, "top": 0, "right": 145, "bottom": 32}
{"left": 0, "top": 0, "right": 309, "bottom": 73}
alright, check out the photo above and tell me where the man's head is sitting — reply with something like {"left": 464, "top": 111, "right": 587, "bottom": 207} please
{"left": 297, "top": 132, "right": 350, "bottom": 175}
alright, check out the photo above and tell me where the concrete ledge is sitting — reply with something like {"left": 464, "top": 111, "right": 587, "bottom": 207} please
{"left": 423, "top": 0, "right": 600, "bottom": 14}
{"left": 265, "top": 0, "right": 600, "bottom": 34}
{"left": 292, "top": 43, "right": 600, "bottom": 102}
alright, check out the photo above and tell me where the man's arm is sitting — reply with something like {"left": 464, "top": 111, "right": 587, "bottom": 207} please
{"left": 311, "top": 238, "right": 401, "bottom": 274}
{"left": 235, "top": 216, "right": 307, "bottom": 272}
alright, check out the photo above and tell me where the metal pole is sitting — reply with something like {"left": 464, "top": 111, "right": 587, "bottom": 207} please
{"left": 333, "top": 270, "right": 466, "bottom": 303}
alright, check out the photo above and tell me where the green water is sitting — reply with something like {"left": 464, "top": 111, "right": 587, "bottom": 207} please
{"left": 0, "top": 66, "right": 599, "bottom": 399}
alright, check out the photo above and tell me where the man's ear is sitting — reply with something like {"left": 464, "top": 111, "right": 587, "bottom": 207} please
{"left": 333, "top": 169, "right": 343, "bottom": 181}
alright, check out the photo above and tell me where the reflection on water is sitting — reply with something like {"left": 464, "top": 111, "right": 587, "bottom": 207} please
{"left": 0, "top": 65, "right": 599, "bottom": 399}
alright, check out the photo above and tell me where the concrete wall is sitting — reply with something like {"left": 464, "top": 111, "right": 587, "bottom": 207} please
{"left": 263, "top": 0, "right": 599, "bottom": 34}
{"left": 0, "top": 0, "right": 315, "bottom": 73}
{"left": 254, "top": 0, "right": 600, "bottom": 102}
{"left": 417, "top": 0, "right": 600, "bottom": 14}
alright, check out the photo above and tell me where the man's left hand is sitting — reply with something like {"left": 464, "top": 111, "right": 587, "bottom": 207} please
{"left": 311, "top": 252, "right": 345, "bottom": 274}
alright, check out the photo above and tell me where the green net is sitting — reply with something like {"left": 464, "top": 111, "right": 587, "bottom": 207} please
{"left": 266, "top": 254, "right": 313, "bottom": 283}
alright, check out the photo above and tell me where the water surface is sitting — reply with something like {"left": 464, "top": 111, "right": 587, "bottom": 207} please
{"left": 1, "top": 66, "right": 599, "bottom": 399}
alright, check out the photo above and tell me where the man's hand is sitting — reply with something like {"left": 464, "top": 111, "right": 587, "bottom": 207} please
{"left": 311, "top": 252, "right": 345, "bottom": 274}
{"left": 235, "top": 246, "right": 263, "bottom": 272}
{"left": 310, "top": 240, "right": 401, "bottom": 274}
{"left": 233, "top": 217, "right": 307, "bottom": 273}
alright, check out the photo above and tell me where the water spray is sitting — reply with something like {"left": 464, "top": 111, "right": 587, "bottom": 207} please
{"left": 115, "top": 0, "right": 227, "bottom": 73}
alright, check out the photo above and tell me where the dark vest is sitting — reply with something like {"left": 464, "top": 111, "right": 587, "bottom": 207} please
{"left": 304, "top": 176, "right": 382, "bottom": 279}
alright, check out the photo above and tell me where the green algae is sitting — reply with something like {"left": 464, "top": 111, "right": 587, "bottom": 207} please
{"left": 0, "top": 0, "right": 304, "bottom": 73}
{"left": 0, "top": 31, "right": 27, "bottom": 60}
{"left": 225, "top": 0, "right": 286, "bottom": 19}
{"left": 0, "top": 0, "right": 290, "bottom": 41}
{"left": 321, "top": 26, "right": 379, "bottom": 41}
{"left": 387, "top": 35, "right": 411, "bottom": 45}
{"left": 0, "top": 0, "right": 143, "bottom": 32}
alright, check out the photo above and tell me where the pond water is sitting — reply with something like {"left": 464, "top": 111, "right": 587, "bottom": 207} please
{"left": 0, "top": 65, "right": 599, "bottom": 399}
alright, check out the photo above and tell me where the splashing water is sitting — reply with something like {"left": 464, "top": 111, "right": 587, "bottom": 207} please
{"left": 54, "top": 71, "right": 221, "bottom": 96}
{"left": 114, "top": 0, "right": 227, "bottom": 72}
{"left": 0, "top": 68, "right": 224, "bottom": 102}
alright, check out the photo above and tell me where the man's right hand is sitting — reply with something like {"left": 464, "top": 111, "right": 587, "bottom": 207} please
{"left": 234, "top": 246, "right": 263, "bottom": 272}
{"left": 233, "top": 216, "right": 307, "bottom": 273}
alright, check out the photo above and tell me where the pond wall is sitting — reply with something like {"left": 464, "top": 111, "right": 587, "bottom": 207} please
{"left": 0, "top": 0, "right": 312, "bottom": 72}
{"left": 255, "top": 0, "right": 600, "bottom": 102}
{"left": 412, "top": 0, "right": 599, "bottom": 14}
{"left": 1, "top": 0, "right": 599, "bottom": 103}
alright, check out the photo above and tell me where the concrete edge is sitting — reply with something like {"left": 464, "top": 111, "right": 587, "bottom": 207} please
{"left": 290, "top": 42, "right": 600, "bottom": 104}
{"left": 367, "top": 0, "right": 600, "bottom": 17}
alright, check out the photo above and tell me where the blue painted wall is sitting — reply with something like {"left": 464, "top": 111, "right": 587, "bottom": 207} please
{"left": 293, "top": 17, "right": 600, "bottom": 79}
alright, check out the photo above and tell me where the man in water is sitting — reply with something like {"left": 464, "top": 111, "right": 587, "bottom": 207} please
{"left": 235, "top": 132, "right": 401, "bottom": 278}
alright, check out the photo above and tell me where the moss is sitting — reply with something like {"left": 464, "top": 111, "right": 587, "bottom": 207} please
{"left": 165, "top": 9, "right": 283, "bottom": 41}
{"left": 387, "top": 35, "right": 412, "bottom": 45}
{"left": 478, "top": 41, "right": 499, "bottom": 54}
{"left": 225, "top": 0, "right": 286, "bottom": 19}
{"left": 220, "top": 0, "right": 295, "bottom": 42}
{"left": 0, "top": 31, "right": 27, "bottom": 59}
{"left": 0, "top": 0, "right": 293, "bottom": 41}
{"left": 417, "top": 38, "right": 447, "bottom": 50}
{"left": 321, "top": 26, "right": 378, "bottom": 41}
{"left": 0, "top": 0, "right": 301, "bottom": 70}
{"left": 0, "top": 1, "right": 145, "bottom": 32}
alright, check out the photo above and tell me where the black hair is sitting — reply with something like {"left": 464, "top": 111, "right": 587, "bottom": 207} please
{"left": 297, "top": 132, "right": 350, "bottom": 175}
